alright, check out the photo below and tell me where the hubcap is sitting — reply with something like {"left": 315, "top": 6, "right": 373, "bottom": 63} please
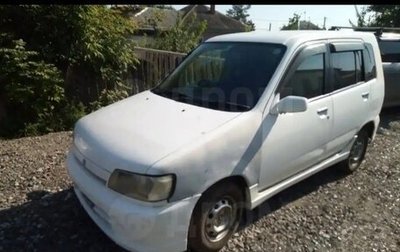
{"left": 204, "top": 198, "right": 236, "bottom": 242}
{"left": 349, "top": 134, "right": 366, "bottom": 169}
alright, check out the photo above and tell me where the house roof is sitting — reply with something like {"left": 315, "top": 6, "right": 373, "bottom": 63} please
{"left": 298, "top": 20, "right": 321, "bottom": 30}
{"left": 133, "top": 7, "right": 179, "bottom": 31}
{"left": 131, "top": 5, "right": 248, "bottom": 38}
{"left": 180, "top": 5, "right": 247, "bottom": 37}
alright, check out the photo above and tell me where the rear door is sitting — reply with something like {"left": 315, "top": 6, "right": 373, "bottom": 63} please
{"left": 326, "top": 40, "right": 372, "bottom": 155}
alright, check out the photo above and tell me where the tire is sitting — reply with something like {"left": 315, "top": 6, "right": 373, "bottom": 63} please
{"left": 188, "top": 181, "right": 244, "bottom": 252}
{"left": 339, "top": 129, "right": 369, "bottom": 173}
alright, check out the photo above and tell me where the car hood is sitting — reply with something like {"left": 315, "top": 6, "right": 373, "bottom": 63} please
{"left": 73, "top": 90, "right": 241, "bottom": 174}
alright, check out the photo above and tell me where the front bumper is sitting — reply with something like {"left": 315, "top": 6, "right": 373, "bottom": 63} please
{"left": 66, "top": 151, "right": 200, "bottom": 252}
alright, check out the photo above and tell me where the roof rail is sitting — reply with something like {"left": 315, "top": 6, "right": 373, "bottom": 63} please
{"left": 329, "top": 26, "right": 400, "bottom": 36}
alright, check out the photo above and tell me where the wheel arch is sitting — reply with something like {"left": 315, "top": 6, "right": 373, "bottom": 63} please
{"left": 361, "top": 120, "right": 375, "bottom": 140}
{"left": 200, "top": 175, "right": 251, "bottom": 210}
{"left": 187, "top": 175, "right": 250, "bottom": 251}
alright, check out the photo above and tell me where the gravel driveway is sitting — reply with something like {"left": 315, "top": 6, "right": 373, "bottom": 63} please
{"left": 1, "top": 109, "right": 399, "bottom": 252}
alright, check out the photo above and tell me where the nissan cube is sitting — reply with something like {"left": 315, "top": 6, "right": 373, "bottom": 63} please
{"left": 66, "top": 31, "right": 384, "bottom": 252}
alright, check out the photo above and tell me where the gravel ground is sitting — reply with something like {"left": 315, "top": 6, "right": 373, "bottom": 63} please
{"left": 0, "top": 108, "right": 399, "bottom": 252}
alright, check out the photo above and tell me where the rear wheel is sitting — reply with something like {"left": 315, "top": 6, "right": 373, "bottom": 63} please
{"left": 188, "top": 182, "right": 244, "bottom": 252}
{"left": 339, "top": 129, "right": 369, "bottom": 173}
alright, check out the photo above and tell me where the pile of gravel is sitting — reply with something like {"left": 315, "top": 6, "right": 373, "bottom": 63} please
{"left": 0, "top": 111, "right": 399, "bottom": 252}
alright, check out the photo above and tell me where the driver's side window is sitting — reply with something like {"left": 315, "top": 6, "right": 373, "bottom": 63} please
{"left": 280, "top": 53, "right": 325, "bottom": 99}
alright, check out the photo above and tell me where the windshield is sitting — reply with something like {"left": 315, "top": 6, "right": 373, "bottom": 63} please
{"left": 378, "top": 40, "right": 400, "bottom": 62}
{"left": 151, "top": 42, "right": 286, "bottom": 112}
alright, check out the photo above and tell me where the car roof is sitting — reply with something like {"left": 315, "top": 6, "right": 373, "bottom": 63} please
{"left": 378, "top": 32, "right": 400, "bottom": 41}
{"left": 206, "top": 30, "right": 377, "bottom": 47}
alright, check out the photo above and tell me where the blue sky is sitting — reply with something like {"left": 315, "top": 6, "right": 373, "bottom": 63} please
{"left": 172, "top": 5, "right": 370, "bottom": 31}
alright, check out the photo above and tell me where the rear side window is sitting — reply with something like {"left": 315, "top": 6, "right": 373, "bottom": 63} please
{"left": 332, "top": 52, "right": 356, "bottom": 90}
{"left": 331, "top": 43, "right": 376, "bottom": 91}
{"left": 364, "top": 43, "right": 377, "bottom": 81}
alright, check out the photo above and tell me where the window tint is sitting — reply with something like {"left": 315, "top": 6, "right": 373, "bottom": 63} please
{"left": 332, "top": 51, "right": 358, "bottom": 90}
{"left": 378, "top": 40, "right": 400, "bottom": 62}
{"left": 152, "top": 42, "right": 287, "bottom": 111}
{"left": 355, "top": 51, "right": 363, "bottom": 82}
{"left": 281, "top": 53, "right": 325, "bottom": 99}
{"left": 364, "top": 43, "right": 377, "bottom": 81}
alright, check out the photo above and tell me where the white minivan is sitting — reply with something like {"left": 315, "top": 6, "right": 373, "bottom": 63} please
{"left": 67, "top": 31, "right": 384, "bottom": 252}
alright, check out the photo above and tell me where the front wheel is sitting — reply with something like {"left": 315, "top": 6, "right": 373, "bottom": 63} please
{"left": 339, "top": 129, "right": 369, "bottom": 173}
{"left": 188, "top": 182, "right": 244, "bottom": 252}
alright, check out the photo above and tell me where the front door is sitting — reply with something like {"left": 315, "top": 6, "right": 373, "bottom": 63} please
{"left": 259, "top": 42, "right": 333, "bottom": 190}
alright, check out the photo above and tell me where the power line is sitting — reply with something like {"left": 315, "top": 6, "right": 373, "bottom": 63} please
{"left": 251, "top": 17, "right": 327, "bottom": 22}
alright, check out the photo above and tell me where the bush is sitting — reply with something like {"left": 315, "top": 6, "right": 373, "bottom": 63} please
{"left": 0, "top": 37, "right": 85, "bottom": 138}
{"left": 0, "top": 6, "right": 140, "bottom": 137}
{"left": 0, "top": 5, "right": 138, "bottom": 105}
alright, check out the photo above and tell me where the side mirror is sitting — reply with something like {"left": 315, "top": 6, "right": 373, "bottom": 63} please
{"left": 270, "top": 96, "right": 308, "bottom": 115}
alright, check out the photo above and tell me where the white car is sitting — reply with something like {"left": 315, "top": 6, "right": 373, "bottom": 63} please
{"left": 67, "top": 31, "right": 384, "bottom": 252}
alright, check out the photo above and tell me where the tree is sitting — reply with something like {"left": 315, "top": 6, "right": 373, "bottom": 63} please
{"left": 150, "top": 13, "right": 207, "bottom": 53}
{"left": 349, "top": 5, "right": 369, "bottom": 27}
{"left": 281, "top": 13, "right": 322, "bottom": 30}
{"left": 349, "top": 5, "right": 400, "bottom": 28}
{"left": 226, "top": 5, "right": 255, "bottom": 31}
{"left": 356, "top": 6, "right": 368, "bottom": 27}
{"left": 0, "top": 5, "right": 139, "bottom": 105}
{"left": 281, "top": 13, "right": 301, "bottom": 30}
{"left": 0, "top": 5, "right": 139, "bottom": 137}
{"left": 367, "top": 5, "right": 400, "bottom": 27}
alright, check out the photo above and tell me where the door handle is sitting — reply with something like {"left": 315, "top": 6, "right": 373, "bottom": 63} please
{"left": 317, "top": 107, "right": 328, "bottom": 115}
{"left": 317, "top": 107, "right": 330, "bottom": 119}
{"left": 361, "top": 92, "right": 370, "bottom": 100}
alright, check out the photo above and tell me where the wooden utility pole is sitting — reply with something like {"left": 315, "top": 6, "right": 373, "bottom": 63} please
{"left": 269, "top": 23, "right": 272, "bottom": 31}
{"left": 323, "top": 17, "right": 327, "bottom": 30}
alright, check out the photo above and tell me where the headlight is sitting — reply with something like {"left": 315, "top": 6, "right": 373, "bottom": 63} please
{"left": 73, "top": 131, "right": 89, "bottom": 152}
{"left": 107, "top": 169, "right": 175, "bottom": 202}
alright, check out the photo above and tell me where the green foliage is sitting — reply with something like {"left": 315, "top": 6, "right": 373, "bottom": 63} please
{"left": 281, "top": 13, "right": 301, "bottom": 30}
{"left": 245, "top": 20, "right": 256, "bottom": 32}
{"left": 150, "top": 13, "right": 207, "bottom": 53}
{"left": 351, "top": 5, "right": 400, "bottom": 28}
{"left": 367, "top": 5, "right": 400, "bottom": 27}
{"left": 355, "top": 6, "right": 368, "bottom": 27}
{"left": 0, "top": 5, "right": 138, "bottom": 105}
{"left": 0, "top": 5, "right": 140, "bottom": 137}
{"left": 226, "top": 5, "right": 255, "bottom": 31}
{"left": 0, "top": 37, "right": 85, "bottom": 137}
{"left": 89, "top": 87, "right": 130, "bottom": 111}
{"left": 74, "top": 6, "right": 138, "bottom": 106}
{"left": 281, "top": 13, "right": 322, "bottom": 30}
